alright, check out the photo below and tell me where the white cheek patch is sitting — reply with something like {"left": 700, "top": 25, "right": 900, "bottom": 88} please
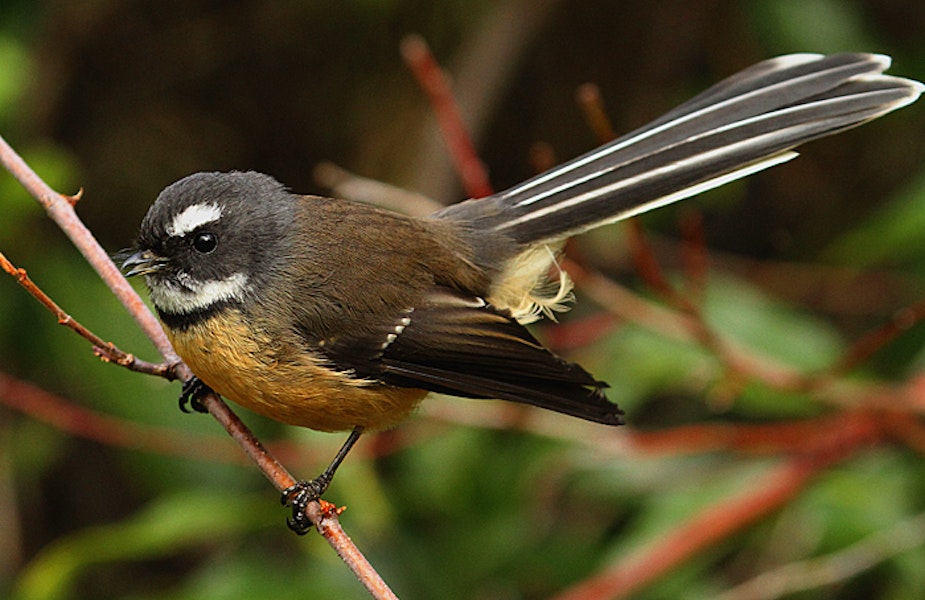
{"left": 148, "top": 272, "right": 249, "bottom": 314}
{"left": 167, "top": 203, "right": 223, "bottom": 238}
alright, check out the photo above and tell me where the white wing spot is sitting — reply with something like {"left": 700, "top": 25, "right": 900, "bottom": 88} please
{"left": 380, "top": 315, "right": 413, "bottom": 351}
{"left": 167, "top": 203, "right": 223, "bottom": 238}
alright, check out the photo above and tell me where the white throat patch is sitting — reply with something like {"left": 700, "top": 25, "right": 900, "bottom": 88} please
{"left": 167, "top": 203, "right": 223, "bottom": 238}
{"left": 148, "top": 272, "right": 249, "bottom": 314}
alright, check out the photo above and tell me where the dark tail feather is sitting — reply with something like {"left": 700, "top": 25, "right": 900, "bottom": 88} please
{"left": 436, "top": 53, "right": 922, "bottom": 246}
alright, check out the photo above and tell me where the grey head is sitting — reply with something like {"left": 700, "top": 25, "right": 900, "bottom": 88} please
{"left": 123, "top": 171, "right": 295, "bottom": 323}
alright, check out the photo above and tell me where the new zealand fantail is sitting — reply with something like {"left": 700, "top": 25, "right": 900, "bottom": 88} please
{"left": 124, "top": 53, "right": 922, "bottom": 532}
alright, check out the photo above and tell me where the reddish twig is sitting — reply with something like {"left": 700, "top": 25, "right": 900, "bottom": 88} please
{"left": 528, "top": 140, "right": 558, "bottom": 174}
{"left": 555, "top": 423, "right": 877, "bottom": 600}
{"left": 880, "top": 409, "right": 925, "bottom": 455}
{"left": 575, "top": 80, "right": 683, "bottom": 304}
{"left": 0, "top": 369, "right": 327, "bottom": 467}
{"left": 0, "top": 371, "right": 244, "bottom": 463}
{"left": 629, "top": 410, "right": 878, "bottom": 456}
{"left": 563, "top": 257, "right": 823, "bottom": 394}
{"left": 576, "top": 82, "right": 617, "bottom": 143}
{"left": 570, "top": 77, "right": 925, "bottom": 414}
{"left": 401, "top": 33, "right": 494, "bottom": 199}
{"left": 0, "top": 251, "right": 170, "bottom": 377}
{"left": 824, "top": 296, "right": 925, "bottom": 378}
{"left": 626, "top": 219, "right": 679, "bottom": 302}
{"left": 679, "top": 210, "right": 709, "bottom": 305}
{"left": 311, "top": 500, "right": 400, "bottom": 600}
{"left": 543, "top": 312, "right": 619, "bottom": 352}
{"left": 0, "top": 134, "right": 175, "bottom": 360}
{"left": 574, "top": 81, "right": 750, "bottom": 405}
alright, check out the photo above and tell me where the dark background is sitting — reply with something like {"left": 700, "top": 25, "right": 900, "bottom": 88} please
{"left": 3, "top": 1, "right": 925, "bottom": 598}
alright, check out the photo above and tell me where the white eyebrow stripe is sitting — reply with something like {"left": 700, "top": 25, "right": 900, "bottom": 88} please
{"left": 148, "top": 272, "right": 249, "bottom": 314}
{"left": 167, "top": 203, "right": 223, "bottom": 237}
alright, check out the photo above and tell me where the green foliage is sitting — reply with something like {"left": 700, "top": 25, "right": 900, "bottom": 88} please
{"left": 824, "top": 171, "right": 925, "bottom": 271}
{"left": 3, "top": 2, "right": 925, "bottom": 599}
{"left": 13, "top": 491, "right": 275, "bottom": 600}
{"left": 746, "top": 0, "right": 876, "bottom": 52}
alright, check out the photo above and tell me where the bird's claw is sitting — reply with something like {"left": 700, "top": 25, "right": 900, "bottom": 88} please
{"left": 179, "top": 376, "right": 212, "bottom": 413}
{"left": 281, "top": 474, "right": 332, "bottom": 535}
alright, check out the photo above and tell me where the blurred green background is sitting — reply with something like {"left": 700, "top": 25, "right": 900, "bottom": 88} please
{"left": 3, "top": 1, "right": 925, "bottom": 599}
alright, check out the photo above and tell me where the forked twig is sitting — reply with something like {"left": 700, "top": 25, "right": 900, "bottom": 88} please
{"left": 0, "top": 251, "right": 169, "bottom": 376}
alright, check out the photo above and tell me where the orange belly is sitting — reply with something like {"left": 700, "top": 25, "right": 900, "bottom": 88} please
{"left": 165, "top": 309, "right": 427, "bottom": 432}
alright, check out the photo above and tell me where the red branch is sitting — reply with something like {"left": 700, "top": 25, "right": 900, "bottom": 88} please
{"left": 401, "top": 34, "right": 494, "bottom": 199}
{"left": 629, "top": 410, "right": 879, "bottom": 456}
{"left": 311, "top": 500, "right": 400, "bottom": 600}
{"left": 0, "top": 251, "right": 170, "bottom": 377}
{"left": 555, "top": 419, "right": 879, "bottom": 600}
{"left": 576, "top": 82, "right": 617, "bottom": 143}
{"left": 0, "top": 372, "right": 242, "bottom": 463}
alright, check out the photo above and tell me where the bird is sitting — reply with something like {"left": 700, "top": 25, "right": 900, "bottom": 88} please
{"left": 123, "top": 53, "right": 922, "bottom": 532}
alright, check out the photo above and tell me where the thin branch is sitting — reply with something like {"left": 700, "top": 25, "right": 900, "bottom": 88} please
{"left": 402, "top": 0, "right": 560, "bottom": 201}
{"left": 401, "top": 34, "right": 494, "bottom": 199}
{"left": 575, "top": 82, "right": 617, "bottom": 143}
{"left": 717, "top": 509, "right": 925, "bottom": 600}
{"left": 311, "top": 500, "right": 400, "bottom": 600}
{"left": 628, "top": 410, "right": 880, "bottom": 456}
{"left": 0, "top": 134, "right": 175, "bottom": 361}
{"left": 679, "top": 210, "right": 709, "bottom": 305}
{"left": 0, "top": 369, "right": 333, "bottom": 467}
{"left": 571, "top": 81, "right": 832, "bottom": 407}
{"left": 562, "top": 258, "right": 815, "bottom": 393}
{"left": 562, "top": 257, "right": 923, "bottom": 414}
{"left": 626, "top": 219, "right": 680, "bottom": 302}
{"left": 528, "top": 140, "right": 558, "bottom": 174}
{"left": 0, "top": 251, "right": 170, "bottom": 377}
{"left": 554, "top": 433, "right": 873, "bottom": 600}
{"left": 823, "top": 296, "right": 925, "bottom": 378}
{"left": 0, "top": 372, "right": 243, "bottom": 463}
{"left": 313, "top": 160, "right": 442, "bottom": 217}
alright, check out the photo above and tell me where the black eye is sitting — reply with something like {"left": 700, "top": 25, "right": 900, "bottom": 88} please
{"left": 192, "top": 232, "right": 217, "bottom": 254}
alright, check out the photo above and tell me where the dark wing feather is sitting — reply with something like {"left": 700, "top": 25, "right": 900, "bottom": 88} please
{"left": 316, "top": 289, "right": 623, "bottom": 425}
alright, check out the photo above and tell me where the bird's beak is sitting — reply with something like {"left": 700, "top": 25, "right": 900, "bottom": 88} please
{"left": 122, "top": 249, "right": 167, "bottom": 277}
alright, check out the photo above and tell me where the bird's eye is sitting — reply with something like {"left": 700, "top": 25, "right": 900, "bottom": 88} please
{"left": 192, "top": 232, "right": 217, "bottom": 254}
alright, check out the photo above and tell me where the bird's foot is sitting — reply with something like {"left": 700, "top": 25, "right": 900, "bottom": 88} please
{"left": 179, "top": 376, "right": 212, "bottom": 414}
{"left": 281, "top": 474, "right": 333, "bottom": 535}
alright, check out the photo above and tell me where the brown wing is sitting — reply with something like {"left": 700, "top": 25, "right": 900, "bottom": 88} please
{"left": 313, "top": 288, "right": 623, "bottom": 425}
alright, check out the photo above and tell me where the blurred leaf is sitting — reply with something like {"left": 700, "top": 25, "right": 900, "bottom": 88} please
{"left": 143, "top": 549, "right": 373, "bottom": 600}
{"left": 579, "top": 273, "right": 842, "bottom": 418}
{"left": 745, "top": 0, "right": 874, "bottom": 52}
{"left": 0, "top": 34, "right": 30, "bottom": 126}
{"left": 823, "top": 171, "right": 925, "bottom": 269}
{"left": 13, "top": 490, "right": 276, "bottom": 600}
{"left": 796, "top": 451, "right": 920, "bottom": 551}
{"left": 704, "top": 275, "right": 844, "bottom": 370}
{"left": 581, "top": 323, "right": 714, "bottom": 413}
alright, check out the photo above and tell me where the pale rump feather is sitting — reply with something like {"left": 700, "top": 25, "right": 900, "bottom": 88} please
{"left": 488, "top": 244, "right": 574, "bottom": 324}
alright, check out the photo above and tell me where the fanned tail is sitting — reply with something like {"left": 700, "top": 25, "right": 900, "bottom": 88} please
{"left": 437, "top": 53, "right": 923, "bottom": 246}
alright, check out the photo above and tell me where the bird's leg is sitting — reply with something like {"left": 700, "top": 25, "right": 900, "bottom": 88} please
{"left": 178, "top": 376, "right": 212, "bottom": 414}
{"left": 282, "top": 426, "right": 364, "bottom": 535}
